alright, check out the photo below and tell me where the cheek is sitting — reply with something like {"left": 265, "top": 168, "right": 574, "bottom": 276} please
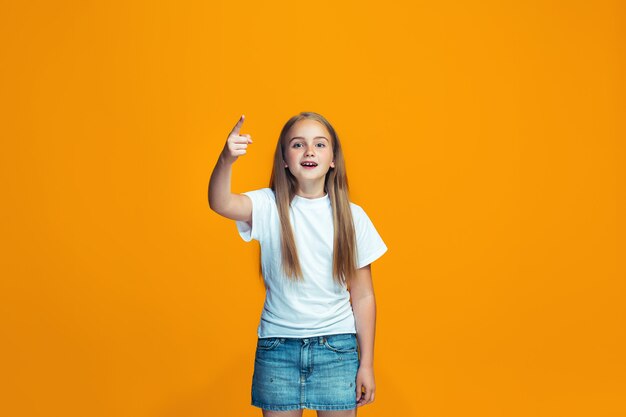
{"left": 285, "top": 150, "right": 301, "bottom": 163}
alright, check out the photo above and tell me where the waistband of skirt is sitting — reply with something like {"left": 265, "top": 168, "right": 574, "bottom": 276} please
{"left": 258, "top": 333, "right": 356, "bottom": 344}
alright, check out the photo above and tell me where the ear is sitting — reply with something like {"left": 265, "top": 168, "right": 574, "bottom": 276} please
{"left": 284, "top": 161, "right": 288, "bottom": 168}
{"left": 330, "top": 160, "right": 335, "bottom": 168}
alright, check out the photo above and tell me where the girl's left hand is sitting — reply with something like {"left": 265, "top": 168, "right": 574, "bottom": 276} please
{"left": 356, "top": 366, "right": 376, "bottom": 407}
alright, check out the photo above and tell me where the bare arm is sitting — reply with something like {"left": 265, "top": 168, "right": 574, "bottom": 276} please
{"left": 208, "top": 115, "right": 253, "bottom": 222}
{"left": 349, "top": 263, "right": 377, "bottom": 407}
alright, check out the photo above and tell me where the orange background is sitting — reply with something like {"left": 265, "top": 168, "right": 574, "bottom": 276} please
{"left": 1, "top": 1, "right": 624, "bottom": 416}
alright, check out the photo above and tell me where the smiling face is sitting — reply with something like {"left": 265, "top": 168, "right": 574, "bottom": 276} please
{"left": 283, "top": 119, "right": 335, "bottom": 193}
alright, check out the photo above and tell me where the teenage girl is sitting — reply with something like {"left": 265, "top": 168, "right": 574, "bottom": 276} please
{"left": 208, "top": 112, "right": 388, "bottom": 417}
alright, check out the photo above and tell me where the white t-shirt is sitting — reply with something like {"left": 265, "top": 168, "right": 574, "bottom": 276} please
{"left": 235, "top": 187, "right": 388, "bottom": 338}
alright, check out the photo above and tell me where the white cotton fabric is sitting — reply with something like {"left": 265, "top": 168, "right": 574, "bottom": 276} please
{"left": 235, "top": 187, "right": 388, "bottom": 338}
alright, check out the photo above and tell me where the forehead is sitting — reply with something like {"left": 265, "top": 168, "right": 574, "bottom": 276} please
{"left": 287, "top": 119, "right": 331, "bottom": 139}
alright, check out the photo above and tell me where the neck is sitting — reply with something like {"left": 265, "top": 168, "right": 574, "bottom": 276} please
{"left": 295, "top": 180, "right": 326, "bottom": 199}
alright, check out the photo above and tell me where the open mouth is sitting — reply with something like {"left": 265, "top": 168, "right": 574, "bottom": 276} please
{"left": 301, "top": 162, "right": 318, "bottom": 168}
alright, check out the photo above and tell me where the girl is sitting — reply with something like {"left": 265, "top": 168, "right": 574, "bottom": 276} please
{"left": 208, "top": 112, "right": 387, "bottom": 417}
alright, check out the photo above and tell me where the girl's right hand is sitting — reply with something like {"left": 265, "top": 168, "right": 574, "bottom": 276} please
{"left": 221, "top": 114, "right": 253, "bottom": 164}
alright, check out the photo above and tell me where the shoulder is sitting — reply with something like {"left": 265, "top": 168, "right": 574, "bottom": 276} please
{"left": 348, "top": 201, "right": 382, "bottom": 230}
{"left": 258, "top": 187, "right": 275, "bottom": 200}
{"left": 243, "top": 187, "right": 275, "bottom": 202}
{"left": 348, "top": 201, "right": 366, "bottom": 219}
{"left": 349, "top": 201, "right": 363, "bottom": 211}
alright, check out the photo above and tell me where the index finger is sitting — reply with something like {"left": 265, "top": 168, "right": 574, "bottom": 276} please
{"left": 230, "top": 114, "right": 245, "bottom": 135}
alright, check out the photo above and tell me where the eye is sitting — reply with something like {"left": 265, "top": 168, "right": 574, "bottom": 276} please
{"left": 292, "top": 143, "right": 303, "bottom": 148}
{"left": 316, "top": 143, "right": 326, "bottom": 148}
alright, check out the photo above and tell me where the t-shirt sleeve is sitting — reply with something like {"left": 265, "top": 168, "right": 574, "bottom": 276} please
{"left": 235, "top": 188, "right": 273, "bottom": 242}
{"left": 353, "top": 205, "right": 388, "bottom": 268}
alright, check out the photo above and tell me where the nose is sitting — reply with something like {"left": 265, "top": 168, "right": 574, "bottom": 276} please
{"left": 305, "top": 144, "right": 315, "bottom": 157}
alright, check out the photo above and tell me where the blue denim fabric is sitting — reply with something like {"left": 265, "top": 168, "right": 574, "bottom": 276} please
{"left": 251, "top": 333, "right": 359, "bottom": 411}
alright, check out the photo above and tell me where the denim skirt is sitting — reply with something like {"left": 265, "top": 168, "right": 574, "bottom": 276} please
{"left": 251, "top": 333, "right": 359, "bottom": 411}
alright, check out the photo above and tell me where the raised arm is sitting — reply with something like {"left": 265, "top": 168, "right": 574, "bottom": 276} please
{"left": 208, "top": 114, "right": 253, "bottom": 222}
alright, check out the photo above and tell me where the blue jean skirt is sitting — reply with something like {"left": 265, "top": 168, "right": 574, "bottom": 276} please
{"left": 251, "top": 333, "right": 360, "bottom": 411}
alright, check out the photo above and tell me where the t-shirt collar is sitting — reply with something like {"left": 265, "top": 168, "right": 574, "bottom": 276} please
{"left": 292, "top": 192, "right": 330, "bottom": 207}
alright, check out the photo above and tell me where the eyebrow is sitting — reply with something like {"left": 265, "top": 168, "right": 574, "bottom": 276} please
{"left": 289, "top": 136, "right": 329, "bottom": 142}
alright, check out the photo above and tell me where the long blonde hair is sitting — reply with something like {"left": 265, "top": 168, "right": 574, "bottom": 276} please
{"left": 268, "top": 111, "right": 358, "bottom": 287}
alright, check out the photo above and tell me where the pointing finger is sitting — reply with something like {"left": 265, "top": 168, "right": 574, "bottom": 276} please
{"left": 230, "top": 114, "right": 245, "bottom": 135}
